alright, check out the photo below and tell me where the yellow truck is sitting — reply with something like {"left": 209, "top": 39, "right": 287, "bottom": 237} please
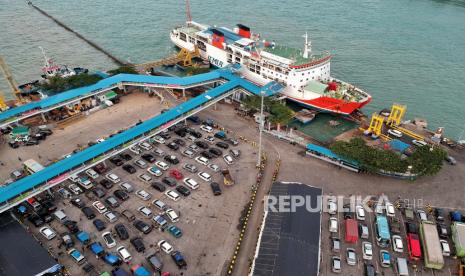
{"left": 222, "top": 169, "right": 234, "bottom": 186}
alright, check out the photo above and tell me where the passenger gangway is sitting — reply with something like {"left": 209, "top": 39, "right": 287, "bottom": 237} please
{"left": 0, "top": 66, "right": 282, "bottom": 212}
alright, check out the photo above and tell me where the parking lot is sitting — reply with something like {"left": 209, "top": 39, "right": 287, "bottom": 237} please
{"left": 321, "top": 196, "right": 461, "bottom": 276}
{"left": 21, "top": 121, "right": 259, "bottom": 275}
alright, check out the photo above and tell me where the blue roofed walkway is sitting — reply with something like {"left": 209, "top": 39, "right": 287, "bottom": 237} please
{"left": 0, "top": 66, "right": 283, "bottom": 211}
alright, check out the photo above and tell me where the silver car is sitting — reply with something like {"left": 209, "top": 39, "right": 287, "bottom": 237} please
{"left": 346, "top": 248, "right": 356, "bottom": 266}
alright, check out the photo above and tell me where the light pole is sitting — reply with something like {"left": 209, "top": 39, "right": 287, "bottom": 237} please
{"left": 257, "top": 91, "right": 265, "bottom": 167}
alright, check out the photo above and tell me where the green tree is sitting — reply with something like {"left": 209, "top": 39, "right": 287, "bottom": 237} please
{"left": 107, "top": 65, "right": 138, "bottom": 75}
{"left": 269, "top": 102, "right": 294, "bottom": 131}
{"left": 40, "top": 74, "right": 103, "bottom": 94}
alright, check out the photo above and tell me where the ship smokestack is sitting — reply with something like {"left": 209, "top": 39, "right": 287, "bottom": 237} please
{"left": 212, "top": 29, "right": 225, "bottom": 49}
{"left": 302, "top": 32, "right": 312, "bottom": 59}
{"left": 236, "top": 24, "right": 251, "bottom": 38}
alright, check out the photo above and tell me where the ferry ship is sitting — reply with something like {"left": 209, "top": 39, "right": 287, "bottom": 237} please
{"left": 170, "top": 21, "right": 371, "bottom": 115}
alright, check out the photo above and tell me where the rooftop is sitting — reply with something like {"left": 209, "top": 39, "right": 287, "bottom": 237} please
{"left": 0, "top": 214, "right": 60, "bottom": 275}
{"left": 252, "top": 182, "right": 322, "bottom": 276}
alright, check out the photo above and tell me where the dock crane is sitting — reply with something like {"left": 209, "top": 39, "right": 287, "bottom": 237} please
{"left": 0, "top": 55, "right": 25, "bottom": 107}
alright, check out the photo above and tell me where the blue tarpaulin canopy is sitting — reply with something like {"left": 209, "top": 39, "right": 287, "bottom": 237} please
{"left": 388, "top": 139, "right": 410, "bottom": 152}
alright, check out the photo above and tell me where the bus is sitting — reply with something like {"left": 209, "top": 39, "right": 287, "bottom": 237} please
{"left": 375, "top": 215, "right": 391, "bottom": 247}
{"left": 23, "top": 159, "right": 45, "bottom": 175}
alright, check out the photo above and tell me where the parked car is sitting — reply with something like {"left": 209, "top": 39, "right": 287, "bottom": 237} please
{"left": 388, "top": 129, "right": 403, "bottom": 138}
{"left": 71, "top": 198, "right": 85, "bottom": 208}
{"left": 152, "top": 199, "right": 168, "bottom": 211}
{"left": 105, "top": 173, "right": 120, "bottom": 184}
{"left": 39, "top": 226, "right": 56, "bottom": 240}
{"left": 117, "top": 246, "right": 132, "bottom": 263}
{"left": 119, "top": 153, "right": 132, "bottom": 161}
{"left": 197, "top": 172, "right": 212, "bottom": 182}
{"left": 93, "top": 219, "right": 106, "bottom": 231}
{"left": 331, "top": 256, "right": 341, "bottom": 273}
{"left": 131, "top": 237, "right": 146, "bottom": 252}
{"left": 153, "top": 215, "right": 168, "bottom": 229}
{"left": 138, "top": 206, "right": 153, "bottom": 218}
{"left": 210, "top": 182, "right": 222, "bottom": 196}
{"left": 165, "top": 190, "right": 181, "bottom": 201}
{"left": 331, "top": 237, "right": 340, "bottom": 253}
{"left": 147, "top": 166, "right": 163, "bottom": 176}
{"left": 136, "top": 190, "right": 152, "bottom": 201}
{"left": 114, "top": 189, "right": 129, "bottom": 201}
{"left": 346, "top": 248, "right": 356, "bottom": 266}
{"left": 164, "top": 155, "right": 180, "bottom": 164}
{"left": 156, "top": 161, "right": 170, "bottom": 170}
{"left": 102, "top": 231, "right": 117, "bottom": 248}
{"left": 362, "top": 241, "right": 373, "bottom": 260}
{"left": 169, "top": 169, "right": 183, "bottom": 180}
{"left": 329, "top": 217, "right": 338, "bottom": 233}
{"left": 182, "top": 163, "right": 198, "bottom": 173}
{"left": 134, "top": 159, "right": 148, "bottom": 169}
{"left": 392, "top": 235, "right": 404, "bottom": 252}
{"left": 104, "top": 211, "right": 118, "bottom": 222}
{"left": 115, "top": 224, "right": 129, "bottom": 240}
{"left": 68, "top": 248, "right": 86, "bottom": 264}
{"left": 165, "top": 209, "right": 179, "bottom": 223}
{"left": 122, "top": 164, "right": 137, "bottom": 174}
{"left": 100, "top": 179, "right": 114, "bottom": 189}
{"left": 138, "top": 173, "right": 153, "bottom": 183}
{"left": 122, "top": 210, "right": 135, "bottom": 222}
{"left": 92, "top": 201, "right": 108, "bottom": 214}
{"left": 168, "top": 225, "right": 183, "bottom": 238}
{"left": 142, "top": 153, "right": 156, "bottom": 163}
{"left": 119, "top": 182, "right": 134, "bottom": 193}
{"left": 380, "top": 250, "right": 391, "bottom": 267}
{"left": 162, "top": 177, "right": 177, "bottom": 187}
{"left": 171, "top": 251, "right": 187, "bottom": 269}
{"left": 437, "top": 223, "right": 449, "bottom": 239}
{"left": 176, "top": 185, "right": 191, "bottom": 197}
{"left": 134, "top": 220, "right": 153, "bottom": 234}
{"left": 82, "top": 207, "right": 96, "bottom": 219}
{"left": 109, "top": 157, "right": 124, "bottom": 166}
{"left": 356, "top": 205, "right": 366, "bottom": 221}
{"left": 158, "top": 240, "right": 174, "bottom": 254}
{"left": 151, "top": 182, "right": 166, "bottom": 192}
{"left": 440, "top": 239, "right": 451, "bottom": 256}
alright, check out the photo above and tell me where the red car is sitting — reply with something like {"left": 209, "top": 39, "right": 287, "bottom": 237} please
{"left": 169, "top": 169, "right": 183, "bottom": 180}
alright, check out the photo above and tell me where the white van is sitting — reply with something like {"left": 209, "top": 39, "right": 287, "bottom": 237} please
{"left": 396, "top": 257, "right": 409, "bottom": 276}
{"left": 165, "top": 209, "right": 179, "bottom": 223}
{"left": 117, "top": 246, "right": 132, "bottom": 263}
{"left": 53, "top": 210, "right": 68, "bottom": 222}
{"left": 69, "top": 174, "right": 80, "bottom": 183}
{"left": 183, "top": 178, "right": 199, "bottom": 190}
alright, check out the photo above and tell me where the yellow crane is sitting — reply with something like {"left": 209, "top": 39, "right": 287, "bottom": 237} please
{"left": 0, "top": 55, "right": 25, "bottom": 105}
{"left": 0, "top": 89, "right": 8, "bottom": 111}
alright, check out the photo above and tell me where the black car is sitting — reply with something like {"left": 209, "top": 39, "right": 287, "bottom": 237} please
{"left": 209, "top": 148, "right": 223, "bottom": 157}
{"left": 82, "top": 207, "right": 96, "bottom": 219}
{"left": 133, "top": 220, "right": 153, "bottom": 234}
{"left": 100, "top": 179, "right": 114, "bottom": 189}
{"left": 61, "top": 233, "right": 75, "bottom": 249}
{"left": 141, "top": 153, "right": 156, "bottom": 163}
{"left": 119, "top": 153, "right": 133, "bottom": 161}
{"left": 215, "top": 141, "right": 229, "bottom": 149}
{"left": 114, "top": 189, "right": 129, "bottom": 201}
{"left": 130, "top": 237, "right": 146, "bottom": 252}
{"left": 174, "top": 128, "right": 187, "bottom": 137}
{"left": 405, "top": 222, "right": 418, "bottom": 234}
{"left": 115, "top": 223, "right": 129, "bottom": 240}
{"left": 187, "top": 115, "right": 200, "bottom": 124}
{"left": 343, "top": 204, "right": 353, "bottom": 219}
{"left": 200, "top": 150, "right": 214, "bottom": 159}
{"left": 435, "top": 208, "right": 445, "bottom": 222}
{"left": 195, "top": 141, "right": 209, "bottom": 149}
{"left": 164, "top": 155, "right": 179, "bottom": 164}
{"left": 109, "top": 157, "right": 124, "bottom": 166}
{"left": 151, "top": 182, "right": 166, "bottom": 192}
{"left": 41, "top": 200, "right": 57, "bottom": 213}
{"left": 167, "top": 142, "right": 179, "bottom": 151}
{"left": 37, "top": 208, "right": 54, "bottom": 223}
{"left": 210, "top": 182, "right": 222, "bottom": 196}
{"left": 160, "top": 132, "right": 171, "bottom": 140}
{"left": 191, "top": 130, "right": 202, "bottom": 138}
{"left": 92, "top": 187, "right": 106, "bottom": 198}
{"left": 64, "top": 220, "right": 79, "bottom": 234}
{"left": 28, "top": 214, "right": 44, "bottom": 227}
{"left": 171, "top": 251, "right": 187, "bottom": 269}
{"left": 162, "top": 177, "right": 177, "bottom": 187}
{"left": 39, "top": 129, "right": 53, "bottom": 136}
{"left": 173, "top": 139, "right": 186, "bottom": 146}
{"left": 8, "top": 141, "right": 19, "bottom": 148}
{"left": 93, "top": 219, "right": 107, "bottom": 231}
{"left": 122, "top": 164, "right": 137, "bottom": 174}
{"left": 176, "top": 185, "right": 191, "bottom": 197}
{"left": 25, "top": 139, "right": 39, "bottom": 146}
{"left": 225, "top": 138, "right": 239, "bottom": 146}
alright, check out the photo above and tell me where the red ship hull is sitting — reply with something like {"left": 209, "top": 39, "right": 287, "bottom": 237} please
{"left": 288, "top": 95, "right": 372, "bottom": 115}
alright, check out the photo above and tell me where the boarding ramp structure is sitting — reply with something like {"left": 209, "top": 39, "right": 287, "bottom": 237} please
{"left": 0, "top": 66, "right": 283, "bottom": 213}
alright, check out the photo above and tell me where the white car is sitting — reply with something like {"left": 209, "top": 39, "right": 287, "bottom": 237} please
{"left": 417, "top": 209, "right": 428, "bottom": 221}
{"left": 129, "top": 146, "right": 141, "bottom": 155}
{"left": 69, "top": 174, "right": 80, "bottom": 183}
{"left": 327, "top": 199, "right": 337, "bottom": 215}
{"left": 204, "top": 136, "right": 215, "bottom": 144}
{"left": 385, "top": 202, "right": 395, "bottom": 217}
{"left": 68, "top": 184, "right": 83, "bottom": 195}
{"left": 152, "top": 199, "right": 167, "bottom": 211}
{"left": 158, "top": 240, "right": 174, "bottom": 254}
{"left": 329, "top": 217, "right": 338, "bottom": 233}
{"left": 96, "top": 138, "right": 106, "bottom": 143}
{"left": 197, "top": 171, "right": 212, "bottom": 182}
{"left": 138, "top": 173, "right": 153, "bottom": 183}
{"left": 105, "top": 173, "right": 120, "bottom": 183}
{"left": 183, "top": 178, "right": 199, "bottom": 190}
{"left": 412, "top": 139, "right": 427, "bottom": 147}
{"left": 102, "top": 232, "right": 116, "bottom": 248}
{"left": 165, "top": 208, "right": 179, "bottom": 223}
{"left": 85, "top": 169, "right": 99, "bottom": 179}
{"left": 356, "top": 205, "right": 366, "bottom": 221}
{"left": 153, "top": 147, "right": 165, "bottom": 157}
{"left": 78, "top": 177, "right": 94, "bottom": 190}
{"left": 138, "top": 206, "right": 153, "bottom": 218}
{"left": 165, "top": 190, "right": 181, "bottom": 201}
{"left": 362, "top": 241, "right": 373, "bottom": 260}
{"left": 195, "top": 156, "right": 209, "bottom": 166}
{"left": 119, "top": 182, "right": 134, "bottom": 193}
{"left": 223, "top": 154, "right": 234, "bottom": 165}
{"left": 134, "top": 159, "right": 148, "bottom": 169}
{"left": 200, "top": 125, "right": 213, "bottom": 133}
{"left": 136, "top": 189, "right": 152, "bottom": 201}
{"left": 182, "top": 149, "right": 195, "bottom": 158}
{"left": 152, "top": 136, "right": 165, "bottom": 144}
{"left": 104, "top": 211, "right": 118, "bottom": 222}
{"left": 374, "top": 204, "right": 384, "bottom": 215}
{"left": 392, "top": 235, "right": 404, "bottom": 253}
{"left": 208, "top": 163, "right": 220, "bottom": 172}
{"left": 117, "top": 246, "right": 132, "bottom": 263}
{"left": 155, "top": 161, "right": 170, "bottom": 171}
{"left": 147, "top": 166, "right": 163, "bottom": 176}
{"left": 139, "top": 142, "right": 153, "bottom": 151}
{"left": 440, "top": 239, "right": 450, "bottom": 256}
{"left": 187, "top": 135, "right": 197, "bottom": 142}
{"left": 188, "top": 144, "right": 199, "bottom": 152}
{"left": 92, "top": 201, "right": 108, "bottom": 214}
{"left": 39, "top": 226, "right": 56, "bottom": 240}
{"left": 387, "top": 129, "right": 403, "bottom": 138}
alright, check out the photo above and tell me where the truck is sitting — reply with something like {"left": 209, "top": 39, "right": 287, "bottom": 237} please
{"left": 345, "top": 219, "right": 358, "bottom": 243}
{"left": 222, "top": 169, "right": 235, "bottom": 186}
{"left": 419, "top": 221, "right": 444, "bottom": 269}
{"left": 451, "top": 222, "right": 465, "bottom": 257}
